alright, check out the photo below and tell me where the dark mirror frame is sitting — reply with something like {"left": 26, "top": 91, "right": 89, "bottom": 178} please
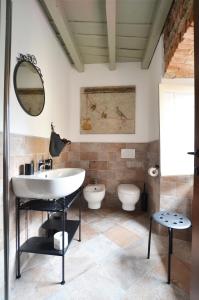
{"left": 13, "top": 54, "right": 45, "bottom": 116}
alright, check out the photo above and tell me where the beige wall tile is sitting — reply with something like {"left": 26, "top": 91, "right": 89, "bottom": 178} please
{"left": 101, "top": 143, "right": 126, "bottom": 152}
{"left": 68, "top": 151, "right": 80, "bottom": 161}
{"left": 108, "top": 152, "right": 117, "bottom": 161}
{"left": 89, "top": 161, "right": 108, "bottom": 170}
{"left": 80, "top": 142, "right": 102, "bottom": 152}
{"left": 108, "top": 161, "right": 126, "bottom": 170}
{"left": 67, "top": 142, "right": 80, "bottom": 152}
{"left": 97, "top": 151, "right": 108, "bottom": 161}
{"left": 80, "top": 152, "right": 98, "bottom": 161}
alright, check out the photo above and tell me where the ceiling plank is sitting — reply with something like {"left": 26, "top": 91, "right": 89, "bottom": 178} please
{"left": 117, "top": 36, "right": 147, "bottom": 49}
{"left": 76, "top": 35, "right": 108, "bottom": 48}
{"left": 117, "top": 23, "right": 151, "bottom": 38}
{"left": 117, "top": 49, "right": 143, "bottom": 58}
{"left": 117, "top": 0, "right": 157, "bottom": 24}
{"left": 117, "top": 57, "right": 140, "bottom": 63}
{"left": 40, "top": 0, "right": 84, "bottom": 72}
{"left": 142, "top": 0, "right": 173, "bottom": 69}
{"left": 106, "top": 0, "right": 116, "bottom": 70}
{"left": 80, "top": 46, "right": 108, "bottom": 56}
{"left": 69, "top": 21, "right": 107, "bottom": 35}
{"left": 83, "top": 54, "right": 108, "bottom": 64}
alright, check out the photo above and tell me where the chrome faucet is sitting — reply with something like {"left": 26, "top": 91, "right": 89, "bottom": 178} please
{"left": 38, "top": 160, "right": 45, "bottom": 172}
{"left": 38, "top": 159, "right": 53, "bottom": 171}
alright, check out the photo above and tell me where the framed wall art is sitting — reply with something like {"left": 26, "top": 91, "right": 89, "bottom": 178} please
{"left": 80, "top": 86, "right": 136, "bottom": 134}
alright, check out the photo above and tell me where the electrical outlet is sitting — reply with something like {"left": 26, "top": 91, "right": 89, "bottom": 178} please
{"left": 121, "top": 149, "right": 135, "bottom": 159}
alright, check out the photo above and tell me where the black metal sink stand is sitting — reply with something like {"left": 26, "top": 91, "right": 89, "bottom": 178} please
{"left": 16, "top": 188, "right": 82, "bottom": 285}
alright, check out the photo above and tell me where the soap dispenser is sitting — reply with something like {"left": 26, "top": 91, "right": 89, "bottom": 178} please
{"left": 24, "top": 161, "right": 34, "bottom": 175}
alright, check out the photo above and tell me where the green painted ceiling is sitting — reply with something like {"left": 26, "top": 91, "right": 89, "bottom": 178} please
{"left": 39, "top": 0, "right": 173, "bottom": 70}
{"left": 61, "top": 0, "right": 157, "bottom": 64}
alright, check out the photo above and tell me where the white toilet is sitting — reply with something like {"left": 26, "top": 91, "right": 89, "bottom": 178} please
{"left": 83, "top": 184, "right": 105, "bottom": 209}
{"left": 117, "top": 184, "right": 140, "bottom": 211}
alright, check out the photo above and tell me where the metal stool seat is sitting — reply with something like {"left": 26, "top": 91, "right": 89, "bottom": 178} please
{"left": 147, "top": 211, "right": 191, "bottom": 284}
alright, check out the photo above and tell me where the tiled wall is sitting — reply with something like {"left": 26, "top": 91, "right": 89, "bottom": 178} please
{"left": 65, "top": 142, "right": 149, "bottom": 208}
{"left": 160, "top": 175, "right": 193, "bottom": 240}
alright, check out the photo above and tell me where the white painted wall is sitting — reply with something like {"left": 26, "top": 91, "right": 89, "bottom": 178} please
{"left": 69, "top": 62, "right": 151, "bottom": 142}
{"left": 10, "top": 0, "right": 72, "bottom": 138}
{"left": 10, "top": 0, "right": 163, "bottom": 143}
{"left": 160, "top": 82, "right": 194, "bottom": 176}
{"left": 149, "top": 36, "right": 164, "bottom": 141}
{"left": 69, "top": 38, "right": 163, "bottom": 143}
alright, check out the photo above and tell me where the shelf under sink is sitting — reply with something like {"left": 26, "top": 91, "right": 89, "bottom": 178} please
{"left": 20, "top": 220, "right": 80, "bottom": 256}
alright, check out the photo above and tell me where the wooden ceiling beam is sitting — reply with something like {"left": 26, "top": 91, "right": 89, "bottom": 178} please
{"left": 141, "top": 0, "right": 173, "bottom": 69}
{"left": 105, "top": 0, "right": 116, "bottom": 70}
{"left": 40, "top": 0, "right": 84, "bottom": 72}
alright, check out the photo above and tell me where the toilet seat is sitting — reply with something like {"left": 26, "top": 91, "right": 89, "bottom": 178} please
{"left": 117, "top": 184, "right": 140, "bottom": 211}
{"left": 118, "top": 184, "right": 139, "bottom": 195}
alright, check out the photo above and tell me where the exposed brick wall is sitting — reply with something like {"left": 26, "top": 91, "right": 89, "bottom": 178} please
{"left": 164, "top": 0, "right": 193, "bottom": 78}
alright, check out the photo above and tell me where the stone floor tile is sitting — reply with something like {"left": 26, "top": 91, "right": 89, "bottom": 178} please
{"left": 81, "top": 222, "right": 99, "bottom": 240}
{"left": 169, "top": 255, "right": 190, "bottom": 294}
{"left": 80, "top": 234, "right": 121, "bottom": 262}
{"left": 121, "top": 218, "right": 149, "bottom": 237}
{"left": 11, "top": 209, "right": 191, "bottom": 300}
{"left": 105, "top": 225, "right": 141, "bottom": 248}
{"left": 89, "top": 218, "right": 116, "bottom": 232}
{"left": 124, "top": 276, "right": 189, "bottom": 300}
{"left": 81, "top": 210, "right": 103, "bottom": 224}
{"left": 47, "top": 265, "right": 126, "bottom": 300}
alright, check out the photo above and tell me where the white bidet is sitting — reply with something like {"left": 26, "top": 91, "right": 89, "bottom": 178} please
{"left": 83, "top": 184, "right": 105, "bottom": 209}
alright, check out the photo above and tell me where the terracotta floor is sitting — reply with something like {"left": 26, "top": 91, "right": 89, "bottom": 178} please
{"left": 10, "top": 208, "right": 191, "bottom": 300}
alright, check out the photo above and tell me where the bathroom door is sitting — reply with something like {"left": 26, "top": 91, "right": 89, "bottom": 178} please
{"left": 0, "top": 0, "right": 12, "bottom": 299}
{"left": 0, "top": 0, "right": 6, "bottom": 298}
{"left": 191, "top": 1, "right": 199, "bottom": 299}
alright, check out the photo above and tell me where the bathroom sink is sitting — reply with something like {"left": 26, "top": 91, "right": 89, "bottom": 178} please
{"left": 12, "top": 168, "right": 85, "bottom": 199}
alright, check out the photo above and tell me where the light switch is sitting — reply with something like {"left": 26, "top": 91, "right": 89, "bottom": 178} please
{"left": 121, "top": 149, "right": 135, "bottom": 159}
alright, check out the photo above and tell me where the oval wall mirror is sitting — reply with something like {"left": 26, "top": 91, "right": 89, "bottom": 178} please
{"left": 13, "top": 54, "right": 45, "bottom": 116}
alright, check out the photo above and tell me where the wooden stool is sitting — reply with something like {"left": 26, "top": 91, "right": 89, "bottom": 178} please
{"left": 147, "top": 211, "right": 191, "bottom": 284}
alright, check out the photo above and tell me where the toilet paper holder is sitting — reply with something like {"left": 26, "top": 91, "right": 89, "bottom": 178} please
{"left": 148, "top": 165, "right": 159, "bottom": 177}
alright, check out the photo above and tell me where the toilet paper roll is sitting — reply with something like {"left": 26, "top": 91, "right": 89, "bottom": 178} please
{"left": 54, "top": 231, "right": 68, "bottom": 250}
{"left": 148, "top": 167, "right": 159, "bottom": 177}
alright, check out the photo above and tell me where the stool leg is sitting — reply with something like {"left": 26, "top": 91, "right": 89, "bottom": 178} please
{"left": 168, "top": 227, "right": 173, "bottom": 284}
{"left": 147, "top": 216, "right": 153, "bottom": 259}
{"left": 170, "top": 228, "right": 173, "bottom": 255}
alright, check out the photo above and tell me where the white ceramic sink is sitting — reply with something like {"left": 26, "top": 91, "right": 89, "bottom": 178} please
{"left": 12, "top": 168, "right": 85, "bottom": 199}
